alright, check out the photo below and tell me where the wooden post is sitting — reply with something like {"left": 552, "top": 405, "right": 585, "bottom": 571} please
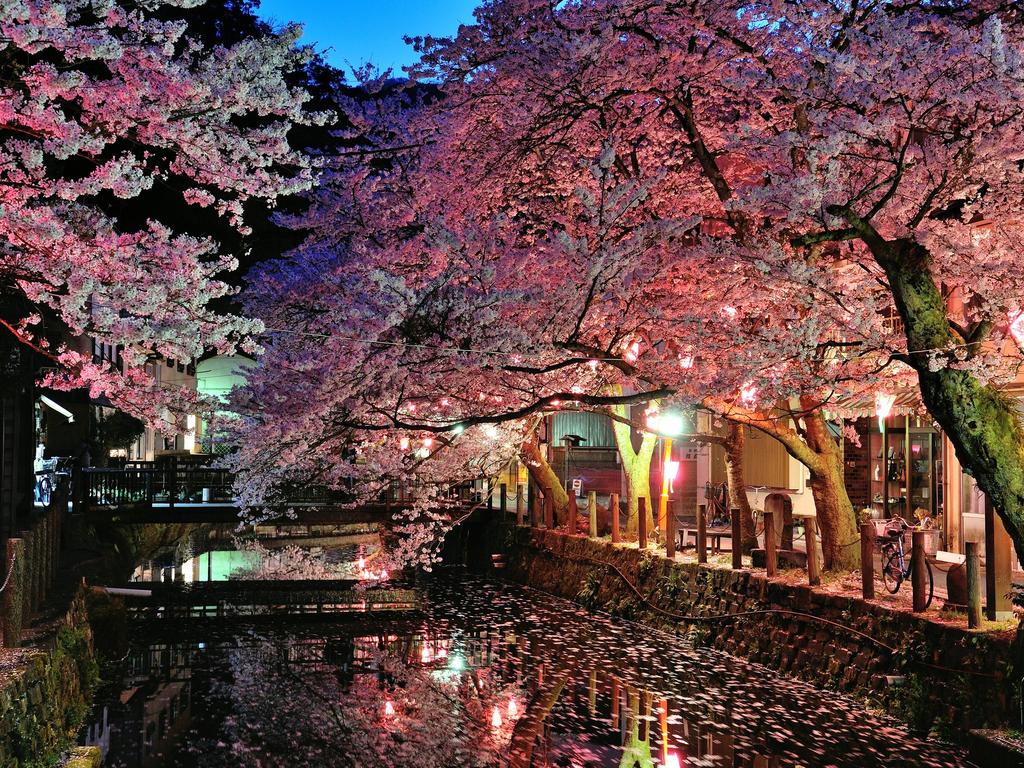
{"left": 588, "top": 491, "right": 598, "bottom": 538}
{"left": 500, "top": 483, "right": 507, "bottom": 519}
{"left": 860, "top": 522, "right": 875, "bottom": 599}
{"left": 544, "top": 493, "right": 554, "bottom": 530}
{"left": 638, "top": 497, "right": 648, "bottom": 549}
{"left": 665, "top": 498, "right": 676, "bottom": 559}
{"left": 911, "top": 529, "right": 927, "bottom": 612}
{"left": 568, "top": 493, "right": 578, "bottom": 535}
{"left": 763, "top": 510, "right": 777, "bottom": 577}
{"left": 696, "top": 503, "right": 707, "bottom": 564}
{"left": 806, "top": 518, "right": 820, "bottom": 586}
{"left": 731, "top": 506, "right": 743, "bottom": 569}
{"left": 531, "top": 489, "right": 541, "bottom": 527}
{"left": 985, "top": 497, "right": 1014, "bottom": 620}
{"left": 966, "top": 541, "right": 982, "bottom": 629}
{"left": 610, "top": 493, "right": 621, "bottom": 544}
{"left": 515, "top": 484, "right": 525, "bottom": 527}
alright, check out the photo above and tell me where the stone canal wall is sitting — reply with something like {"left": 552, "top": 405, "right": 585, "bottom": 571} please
{"left": 504, "top": 529, "right": 1017, "bottom": 736}
{"left": 0, "top": 592, "right": 98, "bottom": 767}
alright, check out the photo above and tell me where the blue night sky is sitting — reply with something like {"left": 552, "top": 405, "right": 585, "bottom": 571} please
{"left": 257, "top": 0, "right": 480, "bottom": 74}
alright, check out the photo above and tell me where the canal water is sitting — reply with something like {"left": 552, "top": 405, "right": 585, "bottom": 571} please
{"left": 82, "top": 575, "right": 974, "bottom": 767}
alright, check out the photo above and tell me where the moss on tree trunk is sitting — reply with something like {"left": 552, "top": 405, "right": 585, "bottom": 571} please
{"left": 876, "top": 239, "right": 1024, "bottom": 562}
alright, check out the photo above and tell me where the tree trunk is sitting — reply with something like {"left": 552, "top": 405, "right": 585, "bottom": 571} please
{"left": 723, "top": 422, "right": 758, "bottom": 553}
{"left": 610, "top": 401, "right": 656, "bottom": 538}
{"left": 704, "top": 396, "right": 860, "bottom": 571}
{"left": 802, "top": 401, "right": 860, "bottom": 570}
{"left": 874, "top": 238, "right": 1024, "bottom": 564}
{"left": 520, "top": 431, "right": 567, "bottom": 523}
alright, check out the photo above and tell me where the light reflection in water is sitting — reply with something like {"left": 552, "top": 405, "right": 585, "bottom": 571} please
{"left": 84, "top": 577, "right": 975, "bottom": 767}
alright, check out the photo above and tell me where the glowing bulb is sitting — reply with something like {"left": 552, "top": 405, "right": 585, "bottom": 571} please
{"left": 491, "top": 705, "right": 502, "bottom": 728}
{"left": 421, "top": 645, "right": 432, "bottom": 663}
{"left": 507, "top": 698, "right": 518, "bottom": 717}
{"left": 1010, "top": 310, "right": 1024, "bottom": 346}
{"left": 483, "top": 424, "right": 498, "bottom": 439}
{"left": 448, "top": 654, "right": 464, "bottom": 671}
{"left": 665, "top": 752, "right": 682, "bottom": 768}
{"left": 384, "top": 700, "right": 395, "bottom": 717}
{"left": 664, "top": 460, "right": 680, "bottom": 483}
{"left": 740, "top": 382, "right": 758, "bottom": 405}
{"left": 399, "top": 437, "right": 409, "bottom": 450}
{"left": 423, "top": 437, "right": 434, "bottom": 449}
{"left": 875, "top": 391, "right": 896, "bottom": 420}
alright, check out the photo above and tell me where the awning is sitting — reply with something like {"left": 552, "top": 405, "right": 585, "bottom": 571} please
{"left": 39, "top": 395, "right": 74, "bottom": 423}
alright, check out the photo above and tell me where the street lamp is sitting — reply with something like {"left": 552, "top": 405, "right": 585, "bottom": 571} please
{"left": 647, "top": 410, "right": 686, "bottom": 543}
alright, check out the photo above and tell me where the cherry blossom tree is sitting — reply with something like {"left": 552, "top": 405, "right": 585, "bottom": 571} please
{"left": 0, "top": 0, "right": 323, "bottom": 428}
{"left": 237, "top": 0, "right": 1024, "bottom": 572}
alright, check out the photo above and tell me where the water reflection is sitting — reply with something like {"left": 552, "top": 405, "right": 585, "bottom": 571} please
{"left": 85, "top": 577, "right": 974, "bottom": 767}
{"left": 131, "top": 542, "right": 378, "bottom": 583}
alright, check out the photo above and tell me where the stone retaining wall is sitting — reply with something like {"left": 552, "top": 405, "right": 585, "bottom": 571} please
{"left": 505, "top": 529, "right": 1017, "bottom": 736}
{"left": 0, "top": 592, "right": 98, "bottom": 767}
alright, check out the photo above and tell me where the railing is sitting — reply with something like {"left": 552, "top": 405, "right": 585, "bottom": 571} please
{"left": 81, "top": 461, "right": 481, "bottom": 513}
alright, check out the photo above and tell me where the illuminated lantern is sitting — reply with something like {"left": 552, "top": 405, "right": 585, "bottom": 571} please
{"left": 740, "top": 382, "right": 757, "bottom": 405}
{"left": 875, "top": 391, "right": 896, "bottom": 432}
{"left": 665, "top": 752, "right": 683, "bottom": 768}
{"left": 384, "top": 700, "right": 395, "bottom": 717}
{"left": 1010, "top": 310, "right": 1024, "bottom": 347}
{"left": 423, "top": 437, "right": 434, "bottom": 449}
{"left": 664, "top": 460, "right": 680, "bottom": 492}
{"left": 491, "top": 705, "right": 502, "bottom": 728}
{"left": 507, "top": 698, "right": 518, "bottom": 717}
{"left": 399, "top": 437, "right": 409, "bottom": 451}
{"left": 421, "top": 645, "right": 432, "bottom": 663}
{"left": 624, "top": 339, "right": 641, "bottom": 362}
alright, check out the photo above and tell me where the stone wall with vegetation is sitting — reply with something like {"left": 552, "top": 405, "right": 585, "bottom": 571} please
{"left": 0, "top": 592, "right": 98, "bottom": 767}
{"left": 504, "top": 529, "right": 1017, "bottom": 738}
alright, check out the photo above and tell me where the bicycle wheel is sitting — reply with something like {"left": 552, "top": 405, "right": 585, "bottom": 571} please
{"left": 924, "top": 558, "right": 935, "bottom": 609}
{"left": 882, "top": 550, "right": 904, "bottom": 594}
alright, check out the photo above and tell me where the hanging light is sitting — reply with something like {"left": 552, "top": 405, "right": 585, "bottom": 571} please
{"left": 875, "top": 391, "right": 896, "bottom": 432}
{"left": 740, "top": 382, "right": 758, "bottom": 405}
{"left": 421, "top": 645, "right": 432, "bottom": 663}
{"left": 491, "top": 705, "right": 502, "bottom": 728}
{"left": 483, "top": 424, "right": 498, "bottom": 439}
{"left": 1010, "top": 310, "right": 1024, "bottom": 347}
{"left": 399, "top": 437, "right": 409, "bottom": 451}
{"left": 384, "top": 700, "right": 396, "bottom": 717}
{"left": 507, "top": 697, "right": 518, "bottom": 717}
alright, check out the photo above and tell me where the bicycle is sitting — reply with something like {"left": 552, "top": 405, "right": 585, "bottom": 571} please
{"left": 879, "top": 515, "right": 934, "bottom": 608}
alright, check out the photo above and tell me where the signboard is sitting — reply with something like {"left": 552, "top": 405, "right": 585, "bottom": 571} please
{"left": 571, "top": 478, "right": 582, "bottom": 495}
